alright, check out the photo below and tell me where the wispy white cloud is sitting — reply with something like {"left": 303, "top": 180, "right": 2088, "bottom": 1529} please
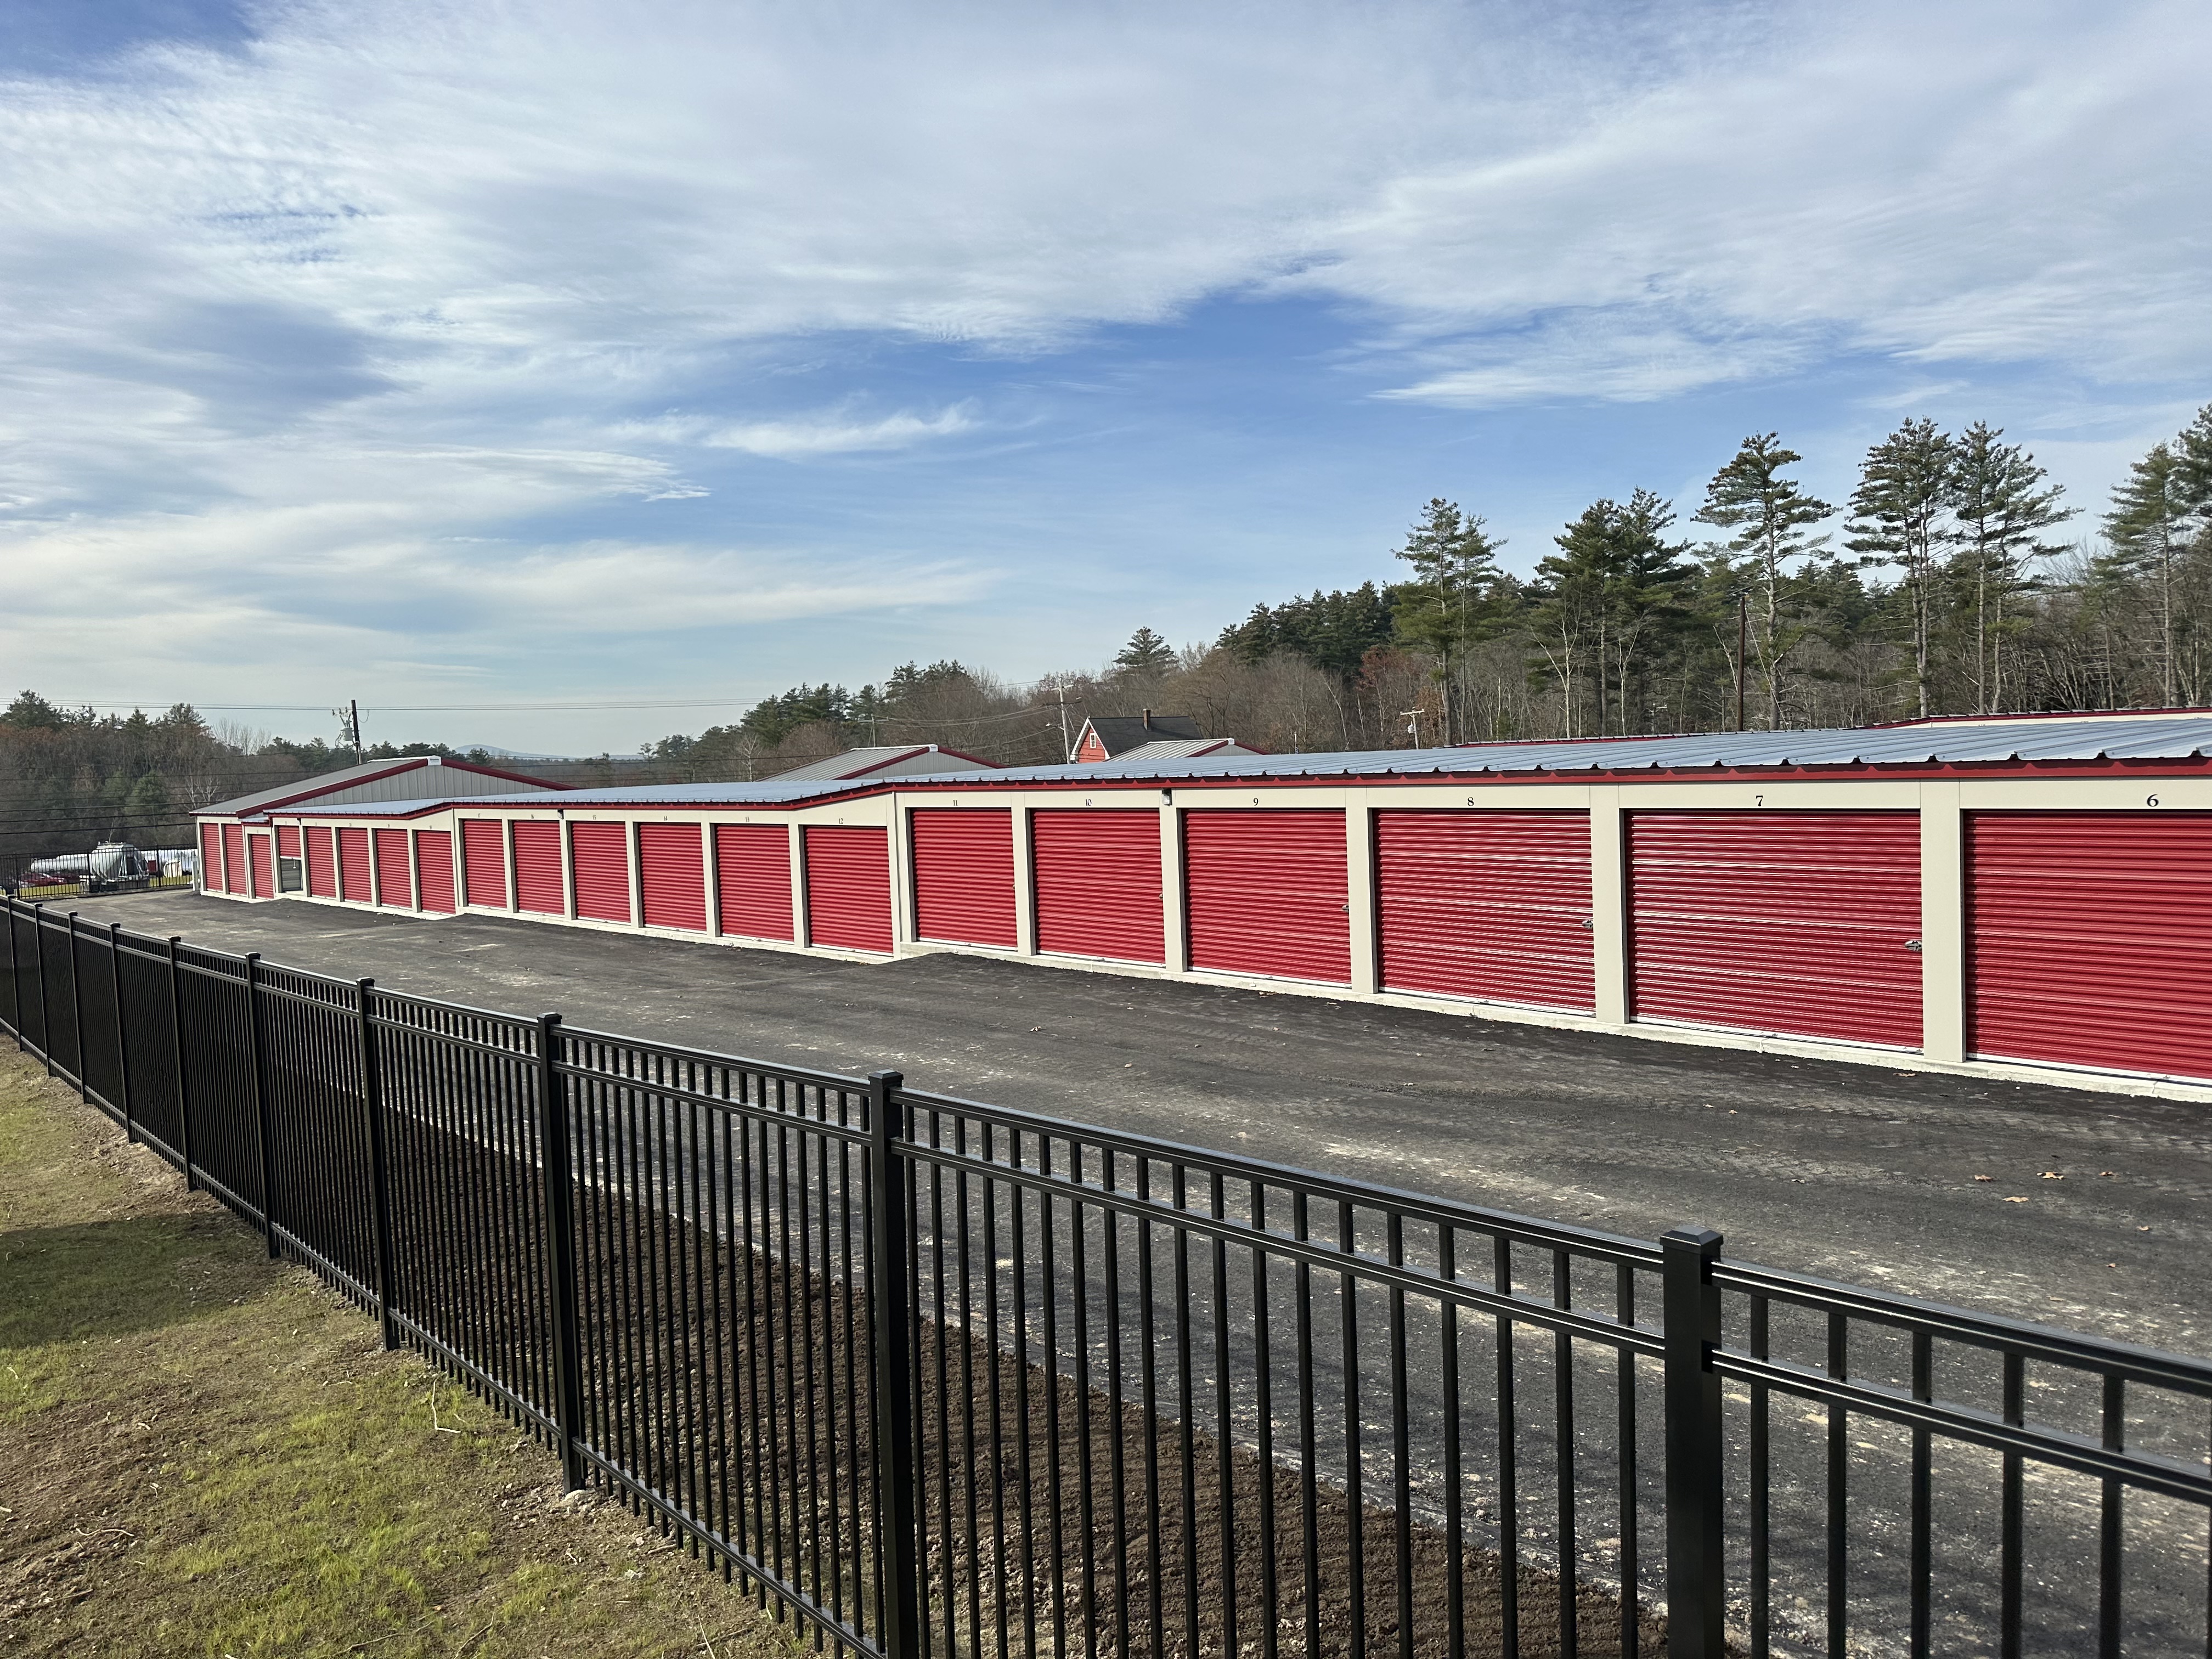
{"left": 1375, "top": 313, "right": 1805, "bottom": 408}
{"left": 1328, "top": 0, "right": 2211, "bottom": 403}
{"left": 618, "top": 405, "right": 978, "bottom": 458}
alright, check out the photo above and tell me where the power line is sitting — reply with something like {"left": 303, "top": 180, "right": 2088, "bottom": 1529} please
{"left": 45, "top": 697, "right": 769, "bottom": 713}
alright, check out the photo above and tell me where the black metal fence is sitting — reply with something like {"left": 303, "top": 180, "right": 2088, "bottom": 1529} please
{"left": 3, "top": 893, "right": 2208, "bottom": 1658}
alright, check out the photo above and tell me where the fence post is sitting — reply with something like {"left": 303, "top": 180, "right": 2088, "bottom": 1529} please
{"left": 32, "top": 904, "right": 51, "bottom": 1075}
{"left": 109, "top": 922, "right": 135, "bottom": 1144}
{"left": 5, "top": 895, "right": 20, "bottom": 1052}
{"left": 245, "top": 952, "right": 279, "bottom": 1258}
{"left": 867, "top": 1068, "right": 922, "bottom": 1659}
{"left": 535, "top": 1012, "right": 587, "bottom": 1492}
{"left": 1663, "top": 1226, "right": 1727, "bottom": 1659}
{"left": 358, "top": 979, "right": 399, "bottom": 1350}
{"left": 66, "top": 912, "right": 87, "bottom": 1102}
{"left": 168, "top": 937, "right": 196, "bottom": 1190}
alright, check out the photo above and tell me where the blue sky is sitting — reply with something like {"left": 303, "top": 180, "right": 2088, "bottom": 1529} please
{"left": 3, "top": 0, "right": 2207, "bottom": 753}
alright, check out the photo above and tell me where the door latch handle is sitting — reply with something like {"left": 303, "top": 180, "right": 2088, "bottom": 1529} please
{"left": 1905, "top": 939, "right": 1923, "bottom": 952}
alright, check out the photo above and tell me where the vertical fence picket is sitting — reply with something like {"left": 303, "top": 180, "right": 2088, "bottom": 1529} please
{"left": 32, "top": 903, "right": 51, "bottom": 1076}
{"left": 4, "top": 897, "right": 20, "bottom": 1050}
{"left": 109, "top": 921, "right": 134, "bottom": 1143}
{"left": 359, "top": 980, "right": 399, "bottom": 1350}
{"left": 868, "top": 1070, "right": 921, "bottom": 1659}
{"left": 166, "top": 936, "right": 196, "bottom": 1190}
{"left": 537, "top": 1012, "right": 588, "bottom": 1492}
{"left": 245, "top": 952, "right": 277, "bottom": 1255}
{"left": 66, "top": 911, "right": 86, "bottom": 1102}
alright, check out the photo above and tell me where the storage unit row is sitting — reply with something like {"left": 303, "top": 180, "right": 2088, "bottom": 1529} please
{"left": 210, "top": 796, "right": 2212, "bottom": 1091}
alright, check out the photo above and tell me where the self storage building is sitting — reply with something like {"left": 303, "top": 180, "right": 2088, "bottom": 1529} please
{"left": 198, "top": 710, "right": 2212, "bottom": 1099}
{"left": 193, "top": 755, "right": 567, "bottom": 902}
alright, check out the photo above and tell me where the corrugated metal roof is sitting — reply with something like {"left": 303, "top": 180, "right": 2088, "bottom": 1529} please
{"left": 200, "top": 755, "right": 565, "bottom": 817}
{"left": 1103, "top": 737, "right": 1259, "bottom": 761}
{"left": 772, "top": 745, "right": 997, "bottom": 780}
{"left": 267, "top": 712, "right": 2212, "bottom": 817}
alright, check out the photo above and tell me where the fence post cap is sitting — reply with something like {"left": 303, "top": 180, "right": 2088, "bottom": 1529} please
{"left": 1661, "top": 1226, "right": 1723, "bottom": 1255}
{"left": 867, "top": 1068, "right": 905, "bottom": 1087}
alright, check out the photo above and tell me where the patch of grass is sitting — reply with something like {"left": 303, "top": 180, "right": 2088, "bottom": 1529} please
{"left": 0, "top": 1050, "right": 795, "bottom": 1659}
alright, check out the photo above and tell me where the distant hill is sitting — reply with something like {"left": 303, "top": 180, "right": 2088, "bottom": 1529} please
{"left": 453, "top": 743, "right": 577, "bottom": 760}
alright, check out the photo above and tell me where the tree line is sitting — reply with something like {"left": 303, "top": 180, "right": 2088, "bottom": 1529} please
{"left": 0, "top": 695, "right": 651, "bottom": 877}
{"left": 654, "top": 405, "right": 2212, "bottom": 769}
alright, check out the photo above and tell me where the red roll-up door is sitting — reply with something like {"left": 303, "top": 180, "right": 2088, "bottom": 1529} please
{"left": 338, "top": 828, "right": 372, "bottom": 904}
{"left": 571, "top": 822, "right": 631, "bottom": 923}
{"left": 513, "top": 821, "right": 563, "bottom": 914}
{"left": 1968, "top": 812, "right": 2212, "bottom": 1081}
{"left": 415, "top": 830, "right": 455, "bottom": 914}
{"left": 200, "top": 824, "right": 223, "bottom": 891}
{"left": 277, "top": 825, "right": 300, "bottom": 859}
{"left": 1184, "top": 810, "right": 1350, "bottom": 984}
{"left": 1375, "top": 810, "right": 1594, "bottom": 1010}
{"left": 640, "top": 823, "right": 707, "bottom": 931}
{"left": 461, "top": 819, "right": 508, "bottom": 909}
{"left": 1032, "top": 809, "right": 1164, "bottom": 963}
{"left": 249, "top": 833, "right": 273, "bottom": 898}
{"left": 911, "top": 809, "right": 1017, "bottom": 947}
{"left": 222, "top": 823, "right": 245, "bottom": 894}
{"left": 1628, "top": 812, "right": 1921, "bottom": 1047}
{"left": 306, "top": 826, "right": 336, "bottom": 897}
{"left": 716, "top": 825, "right": 793, "bottom": 941}
{"left": 374, "top": 827, "right": 414, "bottom": 909}
{"left": 805, "top": 826, "right": 893, "bottom": 952}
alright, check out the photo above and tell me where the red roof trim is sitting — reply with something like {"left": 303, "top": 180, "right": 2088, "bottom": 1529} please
{"left": 1867, "top": 705, "right": 2212, "bottom": 729}
{"left": 246, "top": 749, "right": 2212, "bottom": 823}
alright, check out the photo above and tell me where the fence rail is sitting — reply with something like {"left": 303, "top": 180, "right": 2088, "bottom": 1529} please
{"left": 2, "top": 892, "right": 2206, "bottom": 1658}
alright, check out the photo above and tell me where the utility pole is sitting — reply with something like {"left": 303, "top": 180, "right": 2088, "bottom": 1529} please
{"left": 1733, "top": 594, "right": 1748, "bottom": 734}
{"left": 1054, "top": 687, "right": 1074, "bottom": 763}
{"left": 1402, "top": 707, "right": 1423, "bottom": 748}
{"left": 350, "top": 699, "right": 364, "bottom": 763}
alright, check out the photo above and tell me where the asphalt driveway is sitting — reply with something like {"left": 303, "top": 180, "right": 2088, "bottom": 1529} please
{"left": 67, "top": 889, "right": 2211, "bottom": 1357}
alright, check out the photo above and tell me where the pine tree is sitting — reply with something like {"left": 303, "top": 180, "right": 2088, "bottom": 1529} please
{"left": 125, "top": 771, "right": 172, "bottom": 843}
{"left": 1944, "top": 424, "right": 2072, "bottom": 714}
{"left": 2174, "top": 404, "right": 2212, "bottom": 514}
{"left": 1846, "top": 419, "right": 1956, "bottom": 718}
{"left": 1530, "top": 490, "right": 1695, "bottom": 736}
{"left": 2101, "top": 440, "right": 2210, "bottom": 706}
{"left": 1113, "top": 628, "right": 1177, "bottom": 675}
{"left": 2, "top": 691, "right": 65, "bottom": 729}
{"left": 1392, "top": 499, "right": 1513, "bottom": 741}
{"left": 1694, "top": 435, "right": 1833, "bottom": 727}
{"left": 1217, "top": 585, "right": 1398, "bottom": 681}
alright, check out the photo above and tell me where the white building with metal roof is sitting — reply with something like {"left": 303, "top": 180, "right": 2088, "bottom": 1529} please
{"left": 193, "top": 709, "right": 2212, "bottom": 1099}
